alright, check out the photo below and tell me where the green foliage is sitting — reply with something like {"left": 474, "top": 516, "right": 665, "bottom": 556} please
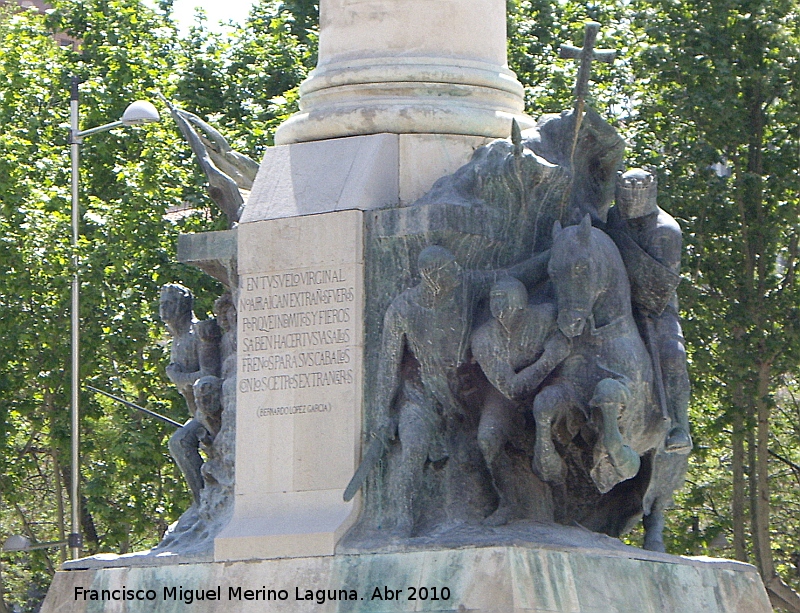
{"left": 509, "top": 1, "right": 800, "bottom": 598}
{"left": 621, "top": 0, "right": 800, "bottom": 598}
{"left": 507, "top": 0, "right": 639, "bottom": 123}
{"left": 174, "top": 0, "right": 318, "bottom": 157}
{"left": 0, "top": 2, "right": 207, "bottom": 608}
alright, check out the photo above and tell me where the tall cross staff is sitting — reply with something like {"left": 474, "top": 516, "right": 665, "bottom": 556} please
{"left": 560, "top": 21, "right": 616, "bottom": 168}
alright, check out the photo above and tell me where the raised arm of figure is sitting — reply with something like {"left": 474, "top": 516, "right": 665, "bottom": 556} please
{"left": 469, "top": 249, "right": 551, "bottom": 300}
{"left": 166, "top": 362, "right": 202, "bottom": 389}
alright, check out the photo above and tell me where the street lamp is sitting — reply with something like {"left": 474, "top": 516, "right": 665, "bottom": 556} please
{"left": 67, "top": 76, "right": 160, "bottom": 560}
{"left": 2, "top": 535, "right": 69, "bottom": 553}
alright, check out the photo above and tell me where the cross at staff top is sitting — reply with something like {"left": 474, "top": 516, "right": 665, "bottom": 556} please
{"left": 560, "top": 21, "right": 616, "bottom": 164}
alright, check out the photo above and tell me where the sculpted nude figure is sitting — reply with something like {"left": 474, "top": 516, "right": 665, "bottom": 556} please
{"left": 160, "top": 284, "right": 222, "bottom": 503}
{"left": 471, "top": 278, "right": 570, "bottom": 525}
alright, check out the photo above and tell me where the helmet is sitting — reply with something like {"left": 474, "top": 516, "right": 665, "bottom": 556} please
{"left": 615, "top": 168, "right": 658, "bottom": 219}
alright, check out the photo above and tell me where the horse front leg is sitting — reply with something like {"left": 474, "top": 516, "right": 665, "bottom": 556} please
{"left": 643, "top": 502, "right": 666, "bottom": 553}
{"left": 590, "top": 378, "right": 641, "bottom": 492}
{"left": 642, "top": 449, "right": 689, "bottom": 553}
{"left": 531, "top": 384, "right": 570, "bottom": 485}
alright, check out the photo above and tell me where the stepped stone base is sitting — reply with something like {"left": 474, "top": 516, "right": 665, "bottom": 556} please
{"left": 44, "top": 540, "right": 770, "bottom": 613}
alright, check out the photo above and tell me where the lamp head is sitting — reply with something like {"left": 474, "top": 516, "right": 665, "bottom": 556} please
{"left": 3, "top": 535, "right": 31, "bottom": 552}
{"left": 121, "top": 100, "right": 160, "bottom": 126}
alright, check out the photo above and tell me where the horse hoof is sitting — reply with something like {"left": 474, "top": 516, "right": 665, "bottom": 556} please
{"left": 643, "top": 538, "right": 666, "bottom": 553}
{"left": 665, "top": 427, "right": 693, "bottom": 454}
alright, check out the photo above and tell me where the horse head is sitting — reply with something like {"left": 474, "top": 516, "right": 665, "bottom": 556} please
{"left": 548, "top": 214, "right": 606, "bottom": 338}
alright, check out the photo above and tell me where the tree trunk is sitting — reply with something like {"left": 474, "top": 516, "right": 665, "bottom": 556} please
{"left": 740, "top": 58, "right": 800, "bottom": 609}
{"left": 754, "top": 362, "right": 800, "bottom": 611}
{"left": 747, "top": 420, "right": 760, "bottom": 572}
{"left": 0, "top": 561, "right": 10, "bottom": 613}
{"left": 753, "top": 361, "right": 774, "bottom": 579}
{"left": 731, "top": 395, "right": 747, "bottom": 562}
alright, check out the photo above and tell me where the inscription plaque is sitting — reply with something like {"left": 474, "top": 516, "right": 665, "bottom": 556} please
{"left": 238, "top": 265, "right": 358, "bottom": 491}
{"left": 215, "top": 210, "right": 364, "bottom": 561}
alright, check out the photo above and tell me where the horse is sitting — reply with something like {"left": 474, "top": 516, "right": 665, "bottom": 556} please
{"left": 531, "top": 214, "right": 686, "bottom": 551}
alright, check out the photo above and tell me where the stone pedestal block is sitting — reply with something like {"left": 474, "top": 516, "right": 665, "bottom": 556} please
{"left": 242, "top": 133, "right": 492, "bottom": 223}
{"left": 214, "top": 211, "right": 365, "bottom": 561}
{"left": 275, "top": 0, "right": 535, "bottom": 144}
{"left": 241, "top": 134, "right": 400, "bottom": 222}
{"left": 210, "top": 132, "right": 494, "bottom": 562}
{"left": 43, "top": 540, "right": 772, "bottom": 613}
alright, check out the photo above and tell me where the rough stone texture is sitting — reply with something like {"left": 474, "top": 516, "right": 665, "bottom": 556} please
{"left": 353, "top": 109, "right": 644, "bottom": 546}
{"left": 214, "top": 210, "right": 365, "bottom": 561}
{"left": 275, "top": 0, "right": 535, "bottom": 144}
{"left": 44, "top": 537, "right": 772, "bottom": 613}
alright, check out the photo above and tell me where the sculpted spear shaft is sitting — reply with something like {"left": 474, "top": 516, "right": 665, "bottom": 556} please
{"left": 87, "top": 385, "right": 183, "bottom": 429}
{"left": 560, "top": 21, "right": 616, "bottom": 170}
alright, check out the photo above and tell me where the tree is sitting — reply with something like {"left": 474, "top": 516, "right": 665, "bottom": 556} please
{"left": 0, "top": 1, "right": 218, "bottom": 607}
{"left": 508, "top": 2, "right": 800, "bottom": 607}
{"left": 211, "top": 0, "right": 317, "bottom": 154}
{"left": 507, "top": 0, "right": 637, "bottom": 121}
{"left": 625, "top": 0, "right": 800, "bottom": 607}
{"left": 3, "top": 0, "right": 800, "bottom": 610}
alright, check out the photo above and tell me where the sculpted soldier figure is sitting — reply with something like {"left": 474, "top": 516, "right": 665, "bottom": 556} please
{"left": 160, "top": 284, "right": 204, "bottom": 503}
{"left": 350, "top": 245, "right": 549, "bottom": 535}
{"left": 471, "top": 278, "right": 570, "bottom": 525}
{"left": 160, "top": 284, "right": 223, "bottom": 503}
{"left": 202, "top": 292, "right": 237, "bottom": 489}
{"left": 215, "top": 292, "right": 238, "bottom": 408}
{"left": 160, "top": 285, "right": 200, "bottom": 412}
{"left": 607, "top": 168, "right": 692, "bottom": 453}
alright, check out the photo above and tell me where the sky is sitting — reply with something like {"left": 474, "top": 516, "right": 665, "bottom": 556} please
{"left": 149, "top": 0, "right": 259, "bottom": 34}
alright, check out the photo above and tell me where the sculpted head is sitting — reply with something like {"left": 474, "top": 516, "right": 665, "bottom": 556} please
{"left": 615, "top": 168, "right": 658, "bottom": 219}
{"left": 418, "top": 246, "right": 461, "bottom": 296}
{"left": 195, "top": 318, "right": 221, "bottom": 342}
{"left": 490, "top": 278, "right": 528, "bottom": 324}
{"left": 193, "top": 375, "right": 222, "bottom": 411}
{"left": 214, "top": 292, "right": 236, "bottom": 332}
{"left": 548, "top": 215, "right": 597, "bottom": 338}
{"left": 159, "top": 283, "right": 194, "bottom": 327}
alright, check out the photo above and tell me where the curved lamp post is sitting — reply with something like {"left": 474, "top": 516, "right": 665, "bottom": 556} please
{"left": 67, "top": 76, "right": 160, "bottom": 560}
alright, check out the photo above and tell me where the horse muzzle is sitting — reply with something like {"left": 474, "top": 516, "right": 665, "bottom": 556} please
{"left": 557, "top": 310, "right": 587, "bottom": 338}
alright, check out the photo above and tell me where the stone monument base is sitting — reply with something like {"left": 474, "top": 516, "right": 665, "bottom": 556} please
{"left": 44, "top": 528, "right": 770, "bottom": 613}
